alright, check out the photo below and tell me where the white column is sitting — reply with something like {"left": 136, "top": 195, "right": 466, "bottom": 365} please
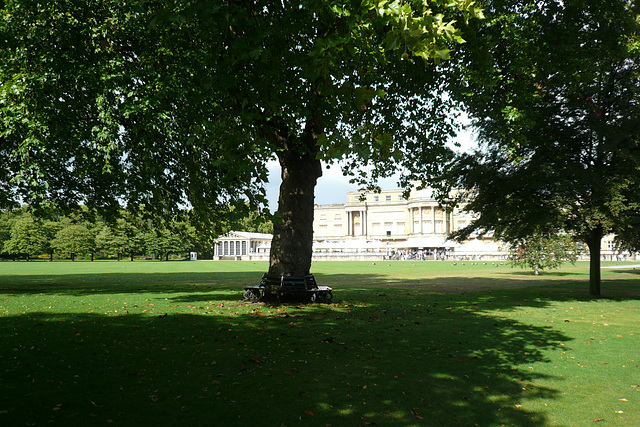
{"left": 410, "top": 207, "right": 415, "bottom": 234}
{"left": 433, "top": 208, "right": 437, "bottom": 234}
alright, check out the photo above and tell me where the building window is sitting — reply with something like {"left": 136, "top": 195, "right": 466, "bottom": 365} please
{"left": 320, "top": 214, "right": 327, "bottom": 220}
{"left": 373, "top": 196, "right": 379, "bottom": 202}
{"left": 242, "top": 241, "right": 247, "bottom": 255}
{"left": 398, "top": 195, "right": 403, "bottom": 201}
{"left": 385, "top": 195, "right": 392, "bottom": 201}
{"left": 334, "top": 224, "right": 342, "bottom": 236}
{"left": 435, "top": 221, "right": 443, "bottom": 233}
{"left": 397, "top": 222, "right": 405, "bottom": 234}
{"left": 335, "top": 214, "right": 341, "bottom": 220}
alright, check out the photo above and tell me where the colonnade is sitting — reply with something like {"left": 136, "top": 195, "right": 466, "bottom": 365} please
{"left": 343, "top": 205, "right": 451, "bottom": 237}
{"left": 409, "top": 205, "right": 451, "bottom": 235}
{"left": 214, "top": 240, "right": 248, "bottom": 257}
{"left": 346, "top": 209, "right": 367, "bottom": 237}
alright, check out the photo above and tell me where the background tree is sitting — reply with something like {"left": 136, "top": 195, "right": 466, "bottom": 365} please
{"left": 446, "top": 0, "right": 640, "bottom": 296}
{"left": 1, "top": 1, "right": 483, "bottom": 280}
{"left": 0, "top": 210, "right": 13, "bottom": 255}
{"left": 115, "top": 213, "right": 147, "bottom": 261}
{"left": 51, "top": 219, "right": 96, "bottom": 261}
{"left": 3, "top": 213, "right": 55, "bottom": 260}
{"left": 143, "top": 216, "right": 194, "bottom": 260}
{"left": 229, "top": 205, "right": 274, "bottom": 235}
{"left": 95, "top": 223, "right": 126, "bottom": 260}
{"left": 508, "top": 232, "right": 583, "bottom": 276}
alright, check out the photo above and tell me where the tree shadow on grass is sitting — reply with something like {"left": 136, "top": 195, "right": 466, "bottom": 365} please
{"left": 0, "top": 291, "right": 569, "bottom": 426}
{"left": 0, "top": 272, "right": 258, "bottom": 296}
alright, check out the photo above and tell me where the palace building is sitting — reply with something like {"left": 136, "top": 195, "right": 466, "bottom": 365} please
{"left": 311, "top": 187, "right": 500, "bottom": 260}
{"left": 213, "top": 187, "right": 632, "bottom": 261}
{"left": 214, "top": 187, "right": 504, "bottom": 261}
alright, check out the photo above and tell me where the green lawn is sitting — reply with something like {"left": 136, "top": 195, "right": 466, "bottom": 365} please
{"left": 1, "top": 260, "right": 639, "bottom": 426}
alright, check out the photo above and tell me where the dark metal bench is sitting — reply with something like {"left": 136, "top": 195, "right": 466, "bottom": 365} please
{"left": 244, "top": 274, "right": 333, "bottom": 303}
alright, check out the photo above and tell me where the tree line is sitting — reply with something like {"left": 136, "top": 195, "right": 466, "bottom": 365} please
{"left": 0, "top": 207, "right": 272, "bottom": 262}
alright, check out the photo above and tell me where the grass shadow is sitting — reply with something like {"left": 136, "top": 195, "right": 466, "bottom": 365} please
{"left": 0, "top": 293, "right": 568, "bottom": 426}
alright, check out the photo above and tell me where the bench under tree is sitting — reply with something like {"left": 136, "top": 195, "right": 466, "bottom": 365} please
{"left": 244, "top": 274, "right": 333, "bottom": 303}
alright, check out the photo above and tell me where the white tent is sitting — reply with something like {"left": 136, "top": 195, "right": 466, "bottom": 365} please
{"left": 313, "top": 239, "right": 386, "bottom": 252}
{"left": 392, "top": 236, "right": 455, "bottom": 249}
{"left": 453, "top": 239, "right": 504, "bottom": 255}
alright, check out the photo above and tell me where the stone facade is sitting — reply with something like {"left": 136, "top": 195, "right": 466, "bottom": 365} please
{"left": 314, "top": 188, "right": 475, "bottom": 243}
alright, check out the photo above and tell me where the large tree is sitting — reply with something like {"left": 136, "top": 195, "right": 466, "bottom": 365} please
{"left": 446, "top": 0, "right": 640, "bottom": 295}
{"left": 1, "top": 1, "right": 482, "bottom": 278}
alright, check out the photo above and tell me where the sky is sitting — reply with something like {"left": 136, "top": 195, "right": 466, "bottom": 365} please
{"left": 264, "top": 125, "right": 478, "bottom": 211}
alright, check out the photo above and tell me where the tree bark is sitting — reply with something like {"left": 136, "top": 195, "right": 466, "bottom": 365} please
{"left": 268, "top": 120, "right": 323, "bottom": 277}
{"left": 585, "top": 226, "right": 603, "bottom": 297}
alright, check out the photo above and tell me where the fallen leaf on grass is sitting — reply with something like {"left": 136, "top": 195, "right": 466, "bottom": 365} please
{"left": 304, "top": 410, "right": 314, "bottom": 416}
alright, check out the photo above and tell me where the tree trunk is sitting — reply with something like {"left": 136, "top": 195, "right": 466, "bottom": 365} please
{"left": 268, "top": 120, "right": 323, "bottom": 277}
{"left": 585, "top": 226, "right": 603, "bottom": 297}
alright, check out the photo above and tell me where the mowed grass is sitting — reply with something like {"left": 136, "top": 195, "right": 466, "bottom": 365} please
{"left": 1, "top": 260, "right": 639, "bottom": 426}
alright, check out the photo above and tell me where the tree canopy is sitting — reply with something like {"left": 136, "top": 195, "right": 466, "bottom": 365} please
{"left": 1, "top": 0, "right": 483, "bottom": 278}
{"left": 446, "top": 0, "right": 640, "bottom": 295}
{"left": 3, "top": 212, "right": 54, "bottom": 260}
{"left": 507, "top": 232, "right": 583, "bottom": 276}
